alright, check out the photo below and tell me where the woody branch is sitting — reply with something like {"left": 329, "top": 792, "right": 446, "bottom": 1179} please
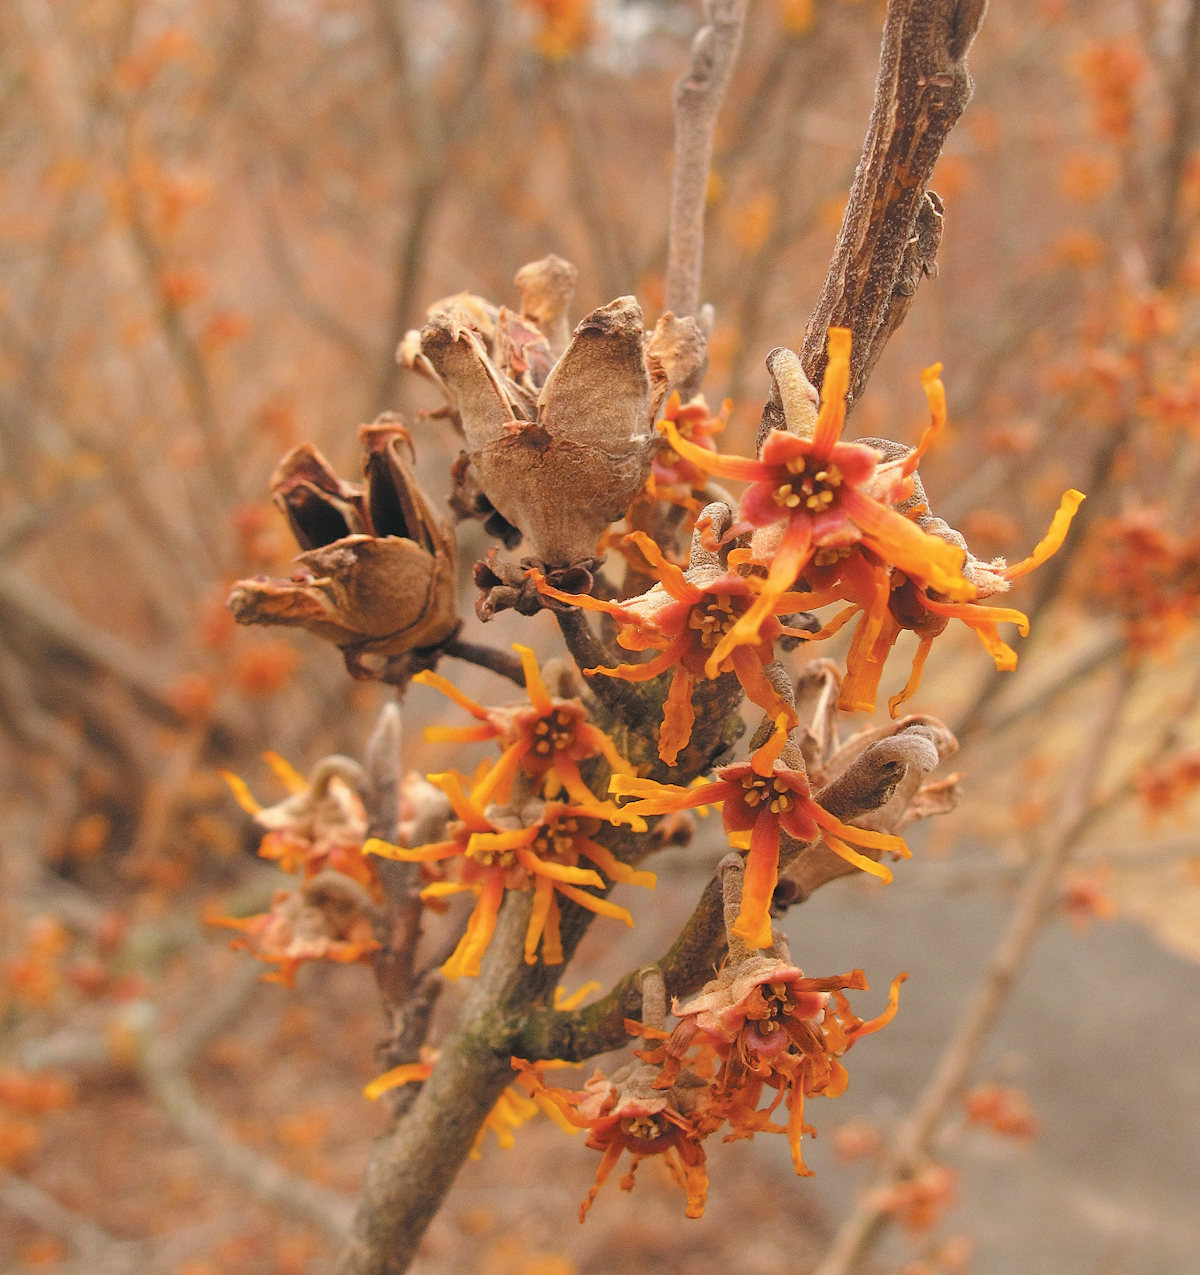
{"left": 663, "top": 0, "right": 750, "bottom": 319}
{"left": 800, "top": 0, "right": 987, "bottom": 408}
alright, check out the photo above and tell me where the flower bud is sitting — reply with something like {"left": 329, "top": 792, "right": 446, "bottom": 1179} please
{"left": 227, "top": 419, "right": 459, "bottom": 678}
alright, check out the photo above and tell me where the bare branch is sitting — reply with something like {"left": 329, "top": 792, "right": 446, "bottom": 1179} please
{"left": 663, "top": 0, "right": 750, "bottom": 318}
{"left": 801, "top": 0, "right": 987, "bottom": 405}
{"left": 1153, "top": 0, "right": 1200, "bottom": 288}
{"left": 811, "top": 661, "right": 1154, "bottom": 1275}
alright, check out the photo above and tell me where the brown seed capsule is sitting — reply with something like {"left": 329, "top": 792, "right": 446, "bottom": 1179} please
{"left": 411, "top": 255, "right": 705, "bottom": 583}
{"left": 227, "top": 419, "right": 458, "bottom": 679}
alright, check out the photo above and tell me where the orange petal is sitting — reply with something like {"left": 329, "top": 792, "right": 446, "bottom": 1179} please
{"left": 658, "top": 665, "right": 696, "bottom": 766}
{"left": 902, "top": 363, "right": 946, "bottom": 477}
{"left": 624, "top": 532, "right": 701, "bottom": 603}
{"left": 588, "top": 634, "right": 689, "bottom": 683}
{"left": 847, "top": 971, "right": 907, "bottom": 1041}
{"left": 363, "top": 1062, "right": 434, "bottom": 1100}
{"left": 525, "top": 874, "right": 555, "bottom": 965}
{"left": 441, "top": 873, "right": 505, "bottom": 980}
{"left": 554, "top": 883, "right": 635, "bottom": 926}
{"left": 811, "top": 327, "right": 852, "bottom": 457}
{"left": 1003, "top": 490, "right": 1085, "bottom": 579}
{"left": 821, "top": 832, "right": 893, "bottom": 883}
{"left": 220, "top": 770, "right": 261, "bottom": 816}
{"left": 888, "top": 636, "right": 933, "bottom": 718}
{"left": 513, "top": 644, "right": 552, "bottom": 714}
{"left": 731, "top": 646, "right": 798, "bottom": 729}
{"left": 750, "top": 714, "right": 790, "bottom": 778}
{"left": 657, "top": 416, "right": 766, "bottom": 483}
{"left": 515, "top": 847, "right": 604, "bottom": 888}
{"left": 428, "top": 772, "right": 494, "bottom": 833}
{"left": 841, "top": 489, "right": 974, "bottom": 601}
{"left": 576, "top": 837, "right": 656, "bottom": 889}
{"left": 413, "top": 670, "right": 491, "bottom": 720}
{"left": 365, "top": 836, "right": 462, "bottom": 862}
{"left": 262, "top": 751, "right": 307, "bottom": 794}
{"left": 731, "top": 813, "right": 780, "bottom": 948}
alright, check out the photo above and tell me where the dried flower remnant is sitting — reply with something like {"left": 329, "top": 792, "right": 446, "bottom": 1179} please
{"left": 220, "top": 751, "right": 377, "bottom": 891}
{"left": 227, "top": 421, "right": 458, "bottom": 680}
{"left": 407, "top": 254, "right": 704, "bottom": 609}
{"left": 654, "top": 952, "right": 905, "bottom": 1175}
{"left": 211, "top": 876, "right": 381, "bottom": 988}
{"left": 657, "top": 331, "right": 977, "bottom": 674}
{"left": 367, "top": 767, "right": 649, "bottom": 978}
{"left": 612, "top": 719, "right": 909, "bottom": 947}
{"left": 414, "top": 644, "right": 638, "bottom": 814}
{"left": 512, "top": 1054, "right": 712, "bottom": 1220}
{"left": 533, "top": 505, "right": 810, "bottom": 764}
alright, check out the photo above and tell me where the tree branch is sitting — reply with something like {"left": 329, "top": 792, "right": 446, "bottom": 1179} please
{"left": 811, "top": 662, "right": 1147, "bottom": 1275}
{"left": 800, "top": 0, "right": 987, "bottom": 406}
{"left": 663, "top": 0, "right": 750, "bottom": 319}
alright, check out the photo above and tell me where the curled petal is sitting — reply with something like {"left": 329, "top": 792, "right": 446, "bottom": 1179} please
{"left": 1003, "top": 490, "right": 1085, "bottom": 579}
{"left": 847, "top": 972, "right": 908, "bottom": 1041}
{"left": 822, "top": 833, "right": 893, "bottom": 883}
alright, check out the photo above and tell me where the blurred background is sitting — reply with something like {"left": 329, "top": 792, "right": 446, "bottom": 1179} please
{"left": 2, "top": 0, "right": 1199, "bottom": 1272}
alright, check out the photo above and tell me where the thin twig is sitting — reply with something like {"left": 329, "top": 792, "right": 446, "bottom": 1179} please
{"left": 663, "top": 0, "right": 750, "bottom": 319}
{"left": 812, "top": 662, "right": 1155, "bottom": 1275}
{"left": 440, "top": 635, "right": 527, "bottom": 687}
{"left": 1152, "top": 0, "right": 1200, "bottom": 288}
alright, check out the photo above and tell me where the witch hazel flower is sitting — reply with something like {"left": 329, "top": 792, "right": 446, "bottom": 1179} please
{"left": 654, "top": 329, "right": 977, "bottom": 676}
{"left": 611, "top": 716, "right": 909, "bottom": 949}
{"left": 413, "top": 643, "right": 637, "bottom": 819}
{"left": 532, "top": 504, "right": 813, "bottom": 765}
{"left": 366, "top": 765, "right": 650, "bottom": 978}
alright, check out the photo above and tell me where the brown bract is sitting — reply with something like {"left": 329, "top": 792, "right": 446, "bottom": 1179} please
{"left": 409, "top": 254, "right": 704, "bottom": 598}
{"left": 226, "top": 419, "right": 458, "bottom": 679}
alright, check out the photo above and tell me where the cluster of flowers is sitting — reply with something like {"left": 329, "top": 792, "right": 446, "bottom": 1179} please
{"left": 514, "top": 922, "right": 905, "bottom": 1219}
{"left": 219, "top": 252, "right": 1086, "bottom": 1218}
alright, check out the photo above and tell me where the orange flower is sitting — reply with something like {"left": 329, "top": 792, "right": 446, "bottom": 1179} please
{"left": 220, "top": 751, "right": 378, "bottom": 893}
{"left": 650, "top": 393, "right": 729, "bottom": 504}
{"left": 650, "top": 953, "right": 905, "bottom": 1176}
{"left": 364, "top": 1050, "right": 579, "bottom": 1157}
{"left": 611, "top": 718, "right": 909, "bottom": 948}
{"left": 511, "top": 1055, "right": 711, "bottom": 1220}
{"left": 415, "top": 644, "right": 636, "bottom": 816}
{"left": 367, "top": 769, "right": 651, "bottom": 978}
{"left": 532, "top": 530, "right": 811, "bottom": 765}
{"left": 655, "top": 330, "right": 976, "bottom": 673}
{"left": 824, "top": 487, "right": 1084, "bottom": 715}
{"left": 964, "top": 1083, "right": 1039, "bottom": 1141}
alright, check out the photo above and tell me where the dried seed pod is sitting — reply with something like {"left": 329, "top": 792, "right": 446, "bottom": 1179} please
{"left": 227, "top": 419, "right": 459, "bottom": 678}
{"left": 416, "top": 266, "right": 705, "bottom": 581}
